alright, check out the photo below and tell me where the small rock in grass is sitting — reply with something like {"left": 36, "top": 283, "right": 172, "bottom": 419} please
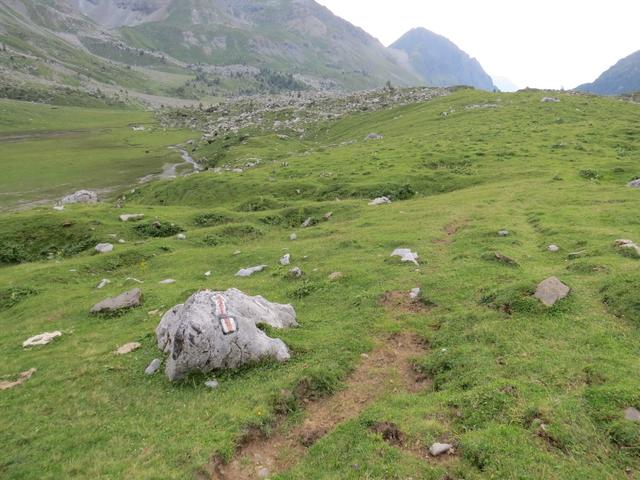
{"left": 236, "top": 265, "right": 268, "bottom": 277}
{"left": 391, "top": 248, "right": 419, "bottom": 265}
{"left": 329, "top": 272, "right": 344, "bottom": 281}
{"left": 53, "top": 205, "right": 64, "bottom": 211}
{"left": 409, "top": 288, "right": 421, "bottom": 300}
{"left": 119, "top": 214, "right": 144, "bottom": 222}
{"left": 369, "top": 196, "right": 392, "bottom": 206}
{"left": 205, "top": 380, "right": 219, "bottom": 389}
{"left": 0, "top": 368, "right": 36, "bottom": 391}
{"left": 23, "top": 331, "right": 62, "bottom": 348}
{"left": 61, "top": 190, "right": 98, "bottom": 205}
{"left": 95, "top": 243, "right": 114, "bottom": 254}
{"left": 628, "top": 179, "right": 640, "bottom": 188}
{"left": 429, "top": 442, "right": 453, "bottom": 456}
{"left": 534, "top": 277, "right": 570, "bottom": 307}
{"left": 91, "top": 288, "right": 143, "bottom": 314}
{"left": 233, "top": 250, "right": 242, "bottom": 256}
{"left": 97, "top": 279, "right": 111, "bottom": 289}
{"left": 280, "top": 254, "right": 291, "bottom": 266}
{"left": 302, "top": 217, "right": 314, "bottom": 228}
{"left": 204, "top": 271, "right": 212, "bottom": 277}
{"left": 145, "top": 358, "right": 162, "bottom": 375}
{"left": 548, "top": 244, "right": 560, "bottom": 252}
{"left": 323, "top": 212, "right": 333, "bottom": 221}
{"left": 176, "top": 234, "right": 187, "bottom": 240}
{"left": 159, "top": 279, "right": 176, "bottom": 285}
{"left": 625, "top": 407, "right": 640, "bottom": 422}
{"left": 366, "top": 133, "right": 384, "bottom": 140}
{"left": 125, "top": 277, "right": 144, "bottom": 284}
{"left": 498, "top": 230, "right": 510, "bottom": 237}
{"left": 290, "top": 233, "right": 298, "bottom": 241}
{"left": 116, "top": 342, "right": 141, "bottom": 355}
{"left": 541, "top": 97, "right": 560, "bottom": 103}
{"left": 118, "top": 239, "right": 126, "bottom": 244}
{"left": 289, "top": 267, "right": 303, "bottom": 278}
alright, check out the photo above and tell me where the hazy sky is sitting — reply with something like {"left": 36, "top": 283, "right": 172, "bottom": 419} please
{"left": 315, "top": 0, "right": 640, "bottom": 89}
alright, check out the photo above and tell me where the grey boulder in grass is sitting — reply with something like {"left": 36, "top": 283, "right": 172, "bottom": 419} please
{"left": 534, "top": 277, "right": 570, "bottom": 307}
{"left": 90, "top": 288, "right": 143, "bottom": 314}
{"left": 156, "top": 289, "right": 297, "bottom": 381}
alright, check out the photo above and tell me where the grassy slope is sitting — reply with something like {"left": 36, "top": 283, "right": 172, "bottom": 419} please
{"left": 0, "top": 99, "right": 192, "bottom": 208}
{"left": 2, "top": 90, "right": 640, "bottom": 479}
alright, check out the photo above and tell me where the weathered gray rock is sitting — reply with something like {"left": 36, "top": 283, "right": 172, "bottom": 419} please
{"left": 280, "top": 254, "right": 291, "bottom": 266}
{"left": 329, "top": 272, "right": 344, "bottom": 281}
{"left": 156, "top": 289, "right": 297, "bottom": 381}
{"left": 176, "top": 233, "right": 187, "bottom": 240}
{"left": 534, "top": 277, "right": 570, "bottom": 307}
{"left": 541, "top": 97, "right": 560, "bottom": 103}
{"left": 391, "top": 248, "right": 419, "bottom": 265}
{"left": 204, "top": 379, "right": 219, "bottom": 389}
{"left": 96, "top": 279, "right": 111, "bottom": 289}
{"left": 23, "top": 331, "right": 62, "bottom": 348}
{"left": 625, "top": 407, "right": 640, "bottom": 422}
{"left": 290, "top": 233, "right": 298, "bottom": 241}
{"left": 548, "top": 244, "right": 560, "bottom": 253}
{"left": 369, "top": 196, "right": 392, "bottom": 206}
{"left": 145, "top": 358, "right": 162, "bottom": 375}
{"left": 236, "top": 265, "right": 268, "bottom": 277}
{"left": 409, "top": 288, "right": 421, "bottom": 300}
{"left": 61, "top": 190, "right": 98, "bottom": 205}
{"left": 119, "top": 214, "right": 144, "bottom": 222}
{"left": 366, "top": 133, "right": 384, "bottom": 140}
{"left": 498, "top": 230, "right": 510, "bottom": 237}
{"left": 90, "top": 288, "right": 143, "bottom": 314}
{"left": 628, "top": 179, "right": 640, "bottom": 188}
{"left": 289, "top": 267, "right": 303, "bottom": 278}
{"left": 429, "top": 443, "right": 453, "bottom": 456}
{"left": 95, "top": 243, "right": 114, "bottom": 254}
{"left": 159, "top": 279, "right": 176, "bottom": 285}
{"left": 302, "top": 217, "right": 314, "bottom": 228}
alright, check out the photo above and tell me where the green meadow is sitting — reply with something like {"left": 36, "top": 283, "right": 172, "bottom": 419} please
{"left": 2, "top": 89, "right": 640, "bottom": 479}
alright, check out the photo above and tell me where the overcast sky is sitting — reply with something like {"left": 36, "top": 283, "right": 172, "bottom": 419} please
{"left": 315, "top": 0, "right": 639, "bottom": 89}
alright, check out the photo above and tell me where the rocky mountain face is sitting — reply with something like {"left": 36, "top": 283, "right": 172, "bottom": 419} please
{"left": 0, "top": 0, "right": 422, "bottom": 104}
{"left": 577, "top": 50, "right": 640, "bottom": 95}
{"left": 390, "top": 27, "right": 495, "bottom": 91}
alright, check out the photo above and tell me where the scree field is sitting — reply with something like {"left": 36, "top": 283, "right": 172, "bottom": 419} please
{"left": 2, "top": 89, "right": 640, "bottom": 479}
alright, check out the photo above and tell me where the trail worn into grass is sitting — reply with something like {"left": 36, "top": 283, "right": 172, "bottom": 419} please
{"left": 209, "top": 333, "right": 429, "bottom": 479}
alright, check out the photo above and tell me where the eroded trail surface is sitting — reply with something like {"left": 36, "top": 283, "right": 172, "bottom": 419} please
{"left": 209, "top": 333, "right": 428, "bottom": 480}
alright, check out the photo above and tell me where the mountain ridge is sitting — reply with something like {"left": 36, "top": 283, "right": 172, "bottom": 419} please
{"left": 576, "top": 49, "right": 640, "bottom": 95}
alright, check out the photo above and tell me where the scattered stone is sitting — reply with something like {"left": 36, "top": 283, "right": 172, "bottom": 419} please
{"left": 233, "top": 250, "right": 242, "bottom": 256}
{"left": 289, "top": 267, "right": 303, "bottom": 278}
{"left": 493, "top": 252, "right": 518, "bottom": 266}
{"left": 61, "top": 190, "right": 98, "bottom": 205}
{"left": 97, "top": 279, "right": 111, "bottom": 289}
{"left": 205, "top": 379, "right": 220, "bottom": 389}
{"left": 148, "top": 309, "right": 162, "bottom": 317}
{"left": 302, "top": 217, "right": 314, "bottom": 228}
{"left": 625, "top": 407, "right": 640, "bottom": 422}
{"left": 409, "top": 288, "right": 421, "bottom": 300}
{"left": 615, "top": 239, "right": 640, "bottom": 256}
{"left": 498, "top": 230, "right": 510, "bottom": 237}
{"left": 628, "top": 179, "right": 640, "bottom": 188}
{"left": 90, "top": 288, "right": 143, "bottom": 314}
{"left": 145, "top": 358, "right": 162, "bottom": 375}
{"left": 366, "top": 133, "right": 384, "bottom": 140}
{"left": 204, "top": 271, "right": 212, "bottom": 277}
{"left": 156, "top": 289, "right": 297, "bottom": 381}
{"left": 236, "top": 265, "right": 268, "bottom": 277}
{"left": 541, "top": 97, "right": 560, "bottom": 103}
{"left": 125, "top": 277, "right": 144, "bottom": 284}
{"left": 329, "top": 272, "right": 344, "bottom": 281}
{"left": 280, "top": 254, "right": 291, "bottom": 266}
{"left": 429, "top": 442, "right": 453, "bottom": 457}
{"left": 95, "top": 243, "right": 114, "bottom": 254}
{"left": 391, "top": 248, "right": 419, "bottom": 265}
{"left": 534, "top": 277, "right": 570, "bottom": 307}
{"left": 548, "top": 244, "right": 560, "bottom": 253}
{"left": 116, "top": 342, "right": 141, "bottom": 355}
{"left": 369, "top": 196, "right": 392, "bottom": 206}
{"left": 159, "top": 279, "right": 176, "bottom": 285}
{"left": 0, "top": 368, "right": 36, "bottom": 391}
{"left": 119, "top": 214, "right": 144, "bottom": 222}
{"left": 53, "top": 205, "right": 64, "bottom": 211}
{"left": 290, "top": 233, "right": 298, "bottom": 241}
{"left": 176, "top": 234, "right": 187, "bottom": 240}
{"left": 323, "top": 212, "right": 333, "bottom": 221}
{"left": 132, "top": 125, "right": 145, "bottom": 132}
{"left": 23, "top": 331, "right": 62, "bottom": 348}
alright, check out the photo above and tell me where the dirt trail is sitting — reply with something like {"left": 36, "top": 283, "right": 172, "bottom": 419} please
{"left": 209, "top": 333, "right": 429, "bottom": 480}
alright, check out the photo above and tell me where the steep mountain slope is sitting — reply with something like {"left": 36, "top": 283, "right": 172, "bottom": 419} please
{"left": 390, "top": 27, "right": 495, "bottom": 91}
{"left": 577, "top": 50, "right": 640, "bottom": 95}
{"left": 0, "top": 0, "right": 422, "bottom": 104}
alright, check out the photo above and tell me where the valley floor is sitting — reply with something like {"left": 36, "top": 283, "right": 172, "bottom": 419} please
{"left": 1, "top": 89, "right": 640, "bottom": 479}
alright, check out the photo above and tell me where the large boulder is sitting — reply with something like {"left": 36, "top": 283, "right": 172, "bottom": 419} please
{"left": 156, "top": 289, "right": 297, "bottom": 381}
{"left": 61, "top": 190, "right": 98, "bottom": 205}
{"left": 90, "top": 288, "right": 143, "bottom": 314}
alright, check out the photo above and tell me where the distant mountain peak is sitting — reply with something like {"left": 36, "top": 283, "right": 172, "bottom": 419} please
{"left": 576, "top": 50, "right": 640, "bottom": 95}
{"left": 390, "top": 27, "right": 495, "bottom": 91}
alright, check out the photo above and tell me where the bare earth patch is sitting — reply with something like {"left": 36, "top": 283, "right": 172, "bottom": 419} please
{"left": 208, "top": 333, "right": 429, "bottom": 479}
{"left": 434, "top": 219, "right": 468, "bottom": 245}
{"left": 379, "top": 291, "right": 434, "bottom": 313}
